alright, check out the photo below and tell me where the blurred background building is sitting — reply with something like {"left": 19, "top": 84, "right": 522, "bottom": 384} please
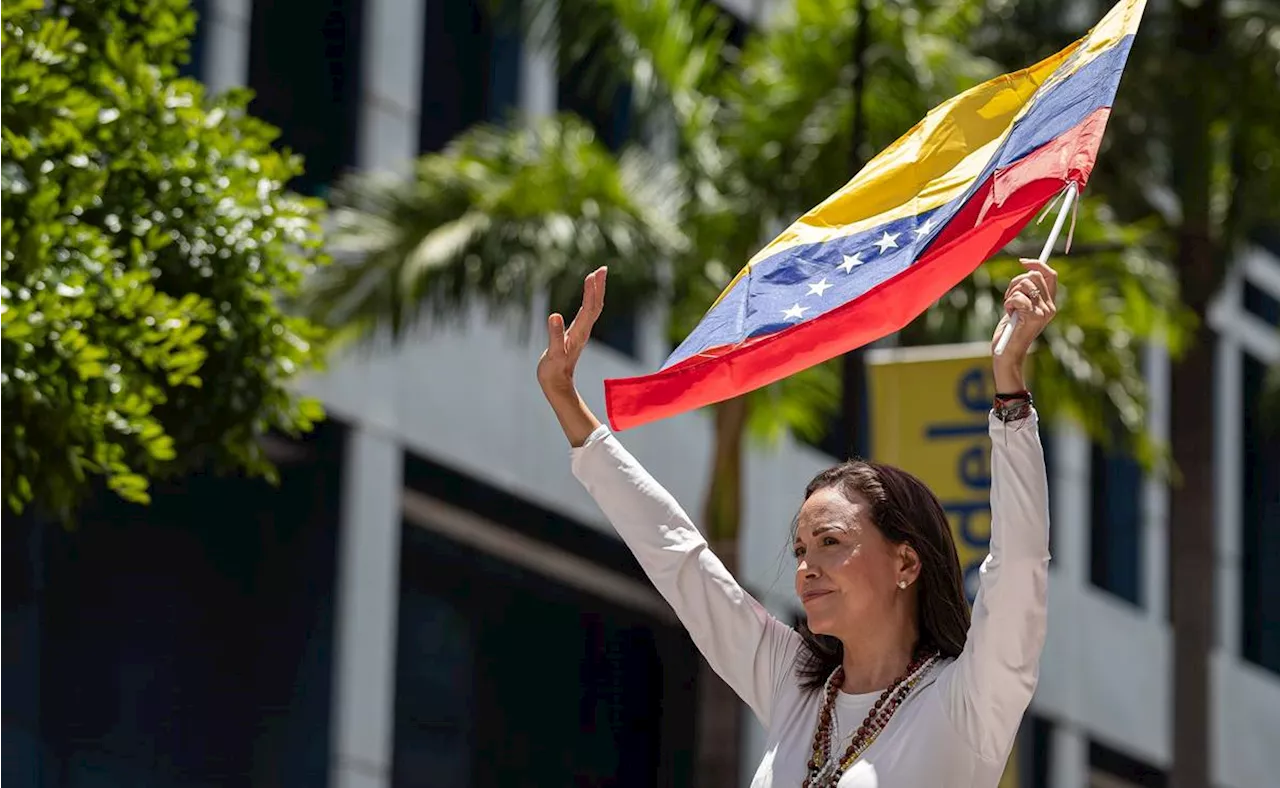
{"left": 4, "top": 1, "right": 1278, "bottom": 787}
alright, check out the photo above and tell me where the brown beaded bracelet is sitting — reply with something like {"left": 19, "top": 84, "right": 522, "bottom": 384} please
{"left": 993, "top": 390, "right": 1033, "bottom": 423}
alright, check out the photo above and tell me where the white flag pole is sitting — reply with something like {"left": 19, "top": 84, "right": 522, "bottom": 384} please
{"left": 993, "top": 181, "right": 1078, "bottom": 357}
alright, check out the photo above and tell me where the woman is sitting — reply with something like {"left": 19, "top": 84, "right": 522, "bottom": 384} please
{"left": 537, "top": 261, "right": 1054, "bottom": 787}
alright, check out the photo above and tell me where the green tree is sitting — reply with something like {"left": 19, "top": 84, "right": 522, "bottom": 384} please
{"left": 306, "top": 1, "right": 1190, "bottom": 783}
{"left": 1, "top": 0, "right": 331, "bottom": 519}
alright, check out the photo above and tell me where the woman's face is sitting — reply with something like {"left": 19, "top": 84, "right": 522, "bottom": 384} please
{"left": 793, "top": 486, "right": 906, "bottom": 638}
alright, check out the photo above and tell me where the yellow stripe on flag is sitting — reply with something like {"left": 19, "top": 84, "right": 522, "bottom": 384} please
{"left": 743, "top": 47, "right": 1071, "bottom": 265}
{"left": 704, "top": 47, "right": 1071, "bottom": 310}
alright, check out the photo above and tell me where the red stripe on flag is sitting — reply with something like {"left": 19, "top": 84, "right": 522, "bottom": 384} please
{"left": 604, "top": 107, "right": 1112, "bottom": 431}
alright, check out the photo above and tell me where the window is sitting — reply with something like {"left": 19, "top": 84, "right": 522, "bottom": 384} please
{"left": 248, "top": 0, "right": 365, "bottom": 197}
{"left": 557, "top": 44, "right": 634, "bottom": 153}
{"left": 419, "top": 0, "right": 522, "bottom": 153}
{"left": 1025, "top": 715, "right": 1054, "bottom": 788}
{"left": 1088, "top": 740, "right": 1167, "bottom": 788}
{"left": 398, "top": 450, "right": 699, "bottom": 785}
{"left": 1243, "top": 279, "right": 1280, "bottom": 328}
{"left": 1239, "top": 255, "right": 1280, "bottom": 675}
{"left": 393, "top": 591, "right": 475, "bottom": 786}
{"left": 179, "top": 0, "right": 208, "bottom": 81}
{"left": 1089, "top": 427, "right": 1144, "bottom": 606}
{"left": 395, "top": 513, "right": 697, "bottom": 787}
{"left": 1241, "top": 349, "right": 1280, "bottom": 674}
{"left": 16, "top": 424, "right": 346, "bottom": 785}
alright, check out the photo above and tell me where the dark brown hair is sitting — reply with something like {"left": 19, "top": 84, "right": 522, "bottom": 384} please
{"left": 793, "top": 460, "right": 971, "bottom": 690}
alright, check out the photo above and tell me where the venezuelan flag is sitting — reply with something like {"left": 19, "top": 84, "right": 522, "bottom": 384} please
{"left": 604, "top": 0, "right": 1147, "bottom": 431}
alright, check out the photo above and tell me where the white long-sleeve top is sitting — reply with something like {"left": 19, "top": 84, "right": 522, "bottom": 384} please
{"left": 570, "top": 410, "right": 1051, "bottom": 788}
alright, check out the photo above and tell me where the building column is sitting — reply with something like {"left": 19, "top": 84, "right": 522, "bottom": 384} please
{"left": 1143, "top": 343, "right": 1171, "bottom": 623}
{"left": 1213, "top": 337, "right": 1243, "bottom": 657}
{"left": 1212, "top": 272, "right": 1244, "bottom": 658}
{"left": 205, "top": 0, "right": 251, "bottom": 92}
{"left": 1053, "top": 421, "right": 1091, "bottom": 588}
{"left": 1049, "top": 421, "right": 1091, "bottom": 740}
{"left": 520, "top": 0, "right": 557, "bottom": 119}
{"left": 330, "top": 428, "right": 404, "bottom": 788}
{"left": 1051, "top": 724, "right": 1088, "bottom": 788}
{"left": 358, "top": 0, "right": 425, "bottom": 172}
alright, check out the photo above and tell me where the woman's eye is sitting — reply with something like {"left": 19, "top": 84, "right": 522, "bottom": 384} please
{"left": 793, "top": 546, "right": 806, "bottom": 559}
{"left": 822, "top": 536, "right": 840, "bottom": 546}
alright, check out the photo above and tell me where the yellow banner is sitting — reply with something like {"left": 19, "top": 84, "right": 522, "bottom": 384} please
{"left": 866, "top": 342, "right": 1021, "bottom": 788}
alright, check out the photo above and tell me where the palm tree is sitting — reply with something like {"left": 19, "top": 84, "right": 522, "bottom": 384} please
{"left": 305, "top": 1, "right": 1192, "bottom": 784}
{"left": 306, "top": 118, "right": 685, "bottom": 345}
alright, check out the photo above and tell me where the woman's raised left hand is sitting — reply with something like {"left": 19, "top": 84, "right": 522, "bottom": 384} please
{"left": 990, "top": 259, "right": 1057, "bottom": 392}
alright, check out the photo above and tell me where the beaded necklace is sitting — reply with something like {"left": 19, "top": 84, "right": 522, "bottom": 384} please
{"left": 802, "top": 650, "right": 940, "bottom": 788}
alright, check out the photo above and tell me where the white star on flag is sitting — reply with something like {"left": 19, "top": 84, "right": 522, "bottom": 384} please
{"left": 874, "top": 231, "right": 900, "bottom": 254}
{"left": 838, "top": 253, "right": 863, "bottom": 273}
{"left": 781, "top": 303, "right": 809, "bottom": 321}
{"left": 915, "top": 218, "right": 935, "bottom": 237}
{"left": 807, "top": 278, "right": 833, "bottom": 297}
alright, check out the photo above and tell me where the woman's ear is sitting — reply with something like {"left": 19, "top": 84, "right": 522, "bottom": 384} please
{"left": 897, "top": 543, "right": 922, "bottom": 587}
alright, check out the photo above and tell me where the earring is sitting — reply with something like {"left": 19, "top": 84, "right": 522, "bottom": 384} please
{"left": 897, "top": 580, "right": 908, "bottom": 589}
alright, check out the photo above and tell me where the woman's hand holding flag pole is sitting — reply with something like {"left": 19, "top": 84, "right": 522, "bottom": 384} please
{"left": 994, "top": 181, "right": 1079, "bottom": 358}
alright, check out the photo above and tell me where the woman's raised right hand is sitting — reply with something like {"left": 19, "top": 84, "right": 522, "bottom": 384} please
{"left": 537, "top": 266, "right": 607, "bottom": 401}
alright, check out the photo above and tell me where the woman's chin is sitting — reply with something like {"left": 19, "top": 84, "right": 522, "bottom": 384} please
{"left": 805, "top": 616, "right": 836, "bottom": 637}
